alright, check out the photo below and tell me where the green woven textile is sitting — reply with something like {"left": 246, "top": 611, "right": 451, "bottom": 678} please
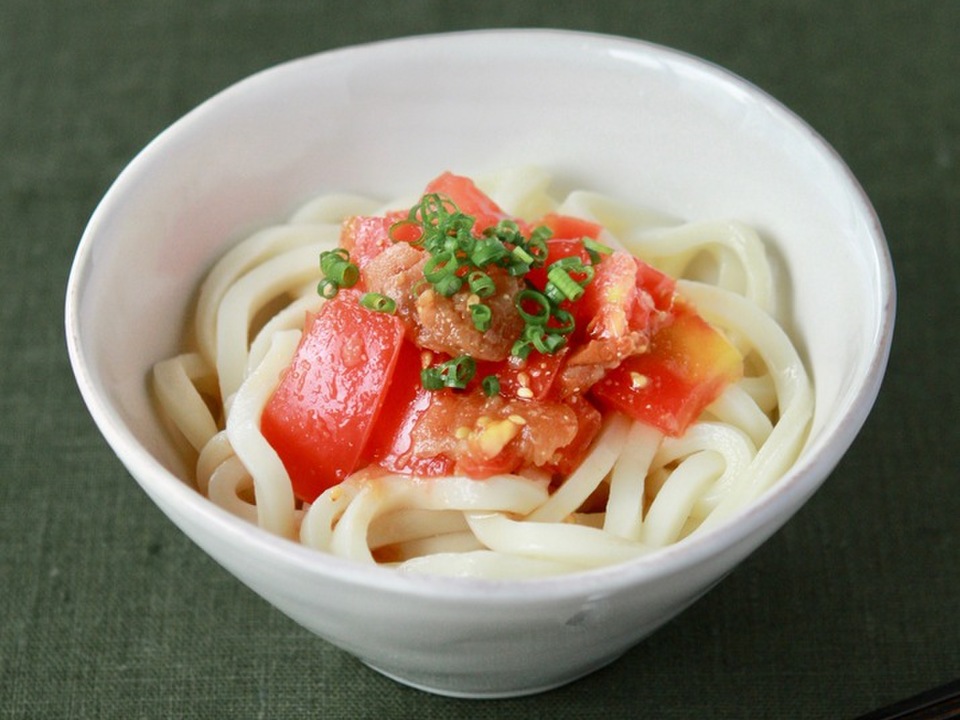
{"left": 2, "top": 2, "right": 957, "bottom": 717}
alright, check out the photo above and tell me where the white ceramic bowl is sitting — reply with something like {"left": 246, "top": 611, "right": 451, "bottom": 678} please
{"left": 65, "top": 30, "right": 895, "bottom": 698}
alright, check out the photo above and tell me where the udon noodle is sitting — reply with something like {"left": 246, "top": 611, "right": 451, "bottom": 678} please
{"left": 153, "top": 167, "right": 813, "bottom": 578}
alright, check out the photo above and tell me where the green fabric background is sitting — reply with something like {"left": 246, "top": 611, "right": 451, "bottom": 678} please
{"left": 1, "top": 1, "right": 957, "bottom": 718}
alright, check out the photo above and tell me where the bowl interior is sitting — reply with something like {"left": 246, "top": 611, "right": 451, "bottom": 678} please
{"left": 66, "top": 30, "right": 894, "bottom": 579}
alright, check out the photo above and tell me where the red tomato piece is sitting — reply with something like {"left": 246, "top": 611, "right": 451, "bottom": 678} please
{"left": 260, "top": 291, "right": 408, "bottom": 502}
{"left": 360, "top": 339, "right": 456, "bottom": 477}
{"left": 475, "top": 349, "right": 568, "bottom": 402}
{"left": 535, "top": 212, "right": 603, "bottom": 241}
{"left": 454, "top": 439, "right": 524, "bottom": 480}
{"left": 635, "top": 258, "right": 677, "bottom": 314}
{"left": 590, "top": 306, "right": 743, "bottom": 436}
{"left": 422, "top": 172, "right": 510, "bottom": 233}
{"left": 340, "top": 212, "right": 409, "bottom": 270}
{"left": 542, "top": 394, "right": 603, "bottom": 477}
{"left": 525, "top": 238, "right": 591, "bottom": 291}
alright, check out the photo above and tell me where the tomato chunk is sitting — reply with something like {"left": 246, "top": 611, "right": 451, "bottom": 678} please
{"left": 535, "top": 212, "right": 603, "bottom": 241}
{"left": 475, "top": 349, "right": 567, "bottom": 402}
{"left": 422, "top": 172, "right": 510, "bottom": 233}
{"left": 340, "top": 213, "right": 408, "bottom": 270}
{"left": 590, "top": 305, "right": 743, "bottom": 436}
{"left": 360, "top": 339, "right": 456, "bottom": 477}
{"left": 635, "top": 257, "right": 677, "bottom": 314}
{"left": 261, "top": 291, "right": 407, "bottom": 501}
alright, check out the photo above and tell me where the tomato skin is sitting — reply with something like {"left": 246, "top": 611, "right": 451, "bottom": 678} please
{"left": 590, "top": 306, "right": 743, "bottom": 436}
{"left": 260, "top": 291, "right": 407, "bottom": 502}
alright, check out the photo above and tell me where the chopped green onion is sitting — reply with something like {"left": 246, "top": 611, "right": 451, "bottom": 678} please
{"left": 470, "top": 303, "right": 492, "bottom": 332}
{"left": 504, "top": 259, "right": 530, "bottom": 277}
{"left": 583, "top": 236, "right": 613, "bottom": 263}
{"left": 420, "top": 368, "right": 445, "bottom": 390}
{"left": 421, "top": 355, "right": 477, "bottom": 390}
{"left": 525, "top": 235, "right": 549, "bottom": 266}
{"left": 543, "top": 281, "right": 567, "bottom": 306}
{"left": 515, "top": 289, "right": 551, "bottom": 326}
{"left": 415, "top": 193, "right": 456, "bottom": 225}
{"left": 482, "top": 374, "right": 501, "bottom": 397}
{"left": 549, "top": 307, "right": 576, "bottom": 335}
{"left": 528, "top": 328, "right": 566, "bottom": 354}
{"left": 424, "top": 250, "right": 463, "bottom": 296}
{"left": 434, "top": 274, "right": 463, "bottom": 297}
{"left": 319, "top": 247, "right": 349, "bottom": 270}
{"left": 360, "top": 292, "right": 396, "bottom": 313}
{"left": 424, "top": 251, "right": 458, "bottom": 283}
{"left": 319, "top": 248, "right": 359, "bottom": 288}
{"left": 511, "top": 337, "right": 533, "bottom": 360}
{"left": 471, "top": 237, "right": 506, "bottom": 266}
{"left": 389, "top": 219, "right": 424, "bottom": 245}
{"left": 454, "top": 231, "right": 476, "bottom": 255}
{"left": 317, "top": 278, "right": 340, "bottom": 299}
{"left": 467, "top": 270, "right": 495, "bottom": 298}
{"left": 529, "top": 225, "right": 553, "bottom": 245}
{"left": 512, "top": 245, "right": 535, "bottom": 265}
{"left": 546, "top": 266, "right": 586, "bottom": 302}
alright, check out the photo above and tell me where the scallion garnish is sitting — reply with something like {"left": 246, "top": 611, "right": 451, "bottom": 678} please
{"left": 546, "top": 266, "right": 586, "bottom": 302}
{"left": 421, "top": 355, "right": 477, "bottom": 390}
{"left": 511, "top": 337, "right": 533, "bottom": 360}
{"left": 515, "top": 289, "right": 551, "bottom": 326}
{"left": 467, "top": 270, "right": 495, "bottom": 298}
{"left": 385, "top": 191, "right": 608, "bottom": 368}
{"left": 481, "top": 374, "right": 501, "bottom": 397}
{"left": 360, "top": 292, "right": 397, "bottom": 314}
{"left": 583, "top": 236, "right": 613, "bottom": 264}
{"left": 471, "top": 238, "right": 505, "bottom": 267}
{"left": 470, "top": 303, "right": 492, "bottom": 332}
{"left": 317, "top": 278, "right": 340, "bottom": 299}
{"left": 319, "top": 248, "right": 359, "bottom": 288}
{"left": 549, "top": 307, "right": 576, "bottom": 335}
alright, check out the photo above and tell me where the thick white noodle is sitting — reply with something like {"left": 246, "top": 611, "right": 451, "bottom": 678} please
{"left": 653, "top": 422, "right": 757, "bottom": 520}
{"left": 478, "top": 166, "right": 556, "bottom": 221}
{"left": 206, "top": 455, "right": 259, "bottom": 525}
{"left": 301, "top": 474, "right": 550, "bottom": 562}
{"left": 195, "top": 431, "right": 233, "bottom": 496}
{"left": 525, "top": 412, "right": 632, "bottom": 523}
{"left": 642, "top": 450, "right": 725, "bottom": 547}
{"left": 215, "top": 242, "right": 331, "bottom": 400}
{"left": 678, "top": 280, "right": 814, "bottom": 532}
{"left": 397, "top": 550, "right": 578, "bottom": 579}
{"left": 707, "top": 383, "right": 774, "bottom": 449}
{"left": 288, "top": 194, "right": 382, "bottom": 225}
{"left": 152, "top": 353, "right": 218, "bottom": 453}
{"left": 152, "top": 172, "right": 814, "bottom": 577}
{"left": 602, "top": 422, "right": 662, "bottom": 541}
{"left": 466, "top": 512, "right": 651, "bottom": 568}
{"left": 196, "top": 224, "right": 341, "bottom": 368}
{"left": 366, "top": 509, "right": 469, "bottom": 549}
{"left": 623, "top": 221, "right": 775, "bottom": 315}
{"left": 224, "top": 329, "right": 301, "bottom": 539}
{"left": 246, "top": 292, "right": 322, "bottom": 375}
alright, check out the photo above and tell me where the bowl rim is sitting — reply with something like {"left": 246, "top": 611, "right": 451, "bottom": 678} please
{"left": 65, "top": 27, "right": 896, "bottom": 602}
